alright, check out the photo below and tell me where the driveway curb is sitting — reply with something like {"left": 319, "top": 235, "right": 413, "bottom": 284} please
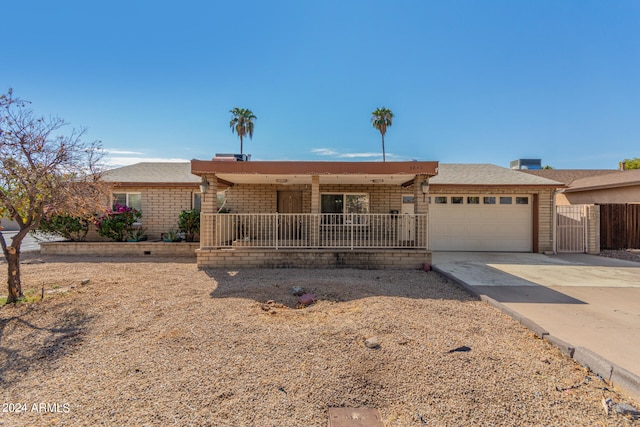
{"left": 432, "top": 264, "right": 640, "bottom": 403}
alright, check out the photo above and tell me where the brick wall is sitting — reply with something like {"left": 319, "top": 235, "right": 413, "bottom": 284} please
{"left": 586, "top": 204, "right": 601, "bottom": 254}
{"left": 222, "top": 184, "right": 407, "bottom": 214}
{"left": 90, "top": 185, "right": 198, "bottom": 240}
{"left": 41, "top": 241, "right": 198, "bottom": 257}
{"left": 196, "top": 248, "right": 431, "bottom": 269}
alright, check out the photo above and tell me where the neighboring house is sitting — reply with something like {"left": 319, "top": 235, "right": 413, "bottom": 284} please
{"left": 521, "top": 168, "right": 640, "bottom": 252}
{"left": 520, "top": 169, "right": 625, "bottom": 205}
{"left": 102, "top": 162, "right": 201, "bottom": 240}
{"left": 558, "top": 170, "right": 640, "bottom": 205}
{"left": 428, "top": 164, "right": 563, "bottom": 252}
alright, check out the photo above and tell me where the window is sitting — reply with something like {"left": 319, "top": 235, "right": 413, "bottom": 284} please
{"left": 434, "top": 196, "right": 447, "bottom": 204}
{"left": 321, "top": 194, "right": 369, "bottom": 214}
{"left": 193, "top": 193, "right": 202, "bottom": 210}
{"left": 467, "top": 196, "right": 480, "bottom": 205}
{"left": 112, "top": 193, "right": 142, "bottom": 211}
{"left": 451, "top": 196, "right": 464, "bottom": 204}
{"left": 483, "top": 197, "right": 496, "bottom": 204}
{"left": 500, "top": 197, "right": 512, "bottom": 204}
{"left": 402, "top": 196, "right": 415, "bottom": 203}
{"left": 516, "top": 197, "right": 529, "bottom": 205}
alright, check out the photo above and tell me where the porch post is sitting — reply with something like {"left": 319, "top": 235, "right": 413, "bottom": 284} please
{"left": 311, "top": 175, "right": 320, "bottom": 246}
{"left": 414, "top": 174, "right": 429, "bottom": 248}
{"left": 200, "top": 174, "right": 218, "bottom": 248}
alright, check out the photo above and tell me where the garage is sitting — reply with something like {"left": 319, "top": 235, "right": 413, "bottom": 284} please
{"left": 429, "top": 194, "right": 532, "bottom": 251}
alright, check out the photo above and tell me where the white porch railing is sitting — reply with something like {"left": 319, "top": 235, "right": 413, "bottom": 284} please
{"left": 200, "top": 213, "right": 428, "bottom": 250}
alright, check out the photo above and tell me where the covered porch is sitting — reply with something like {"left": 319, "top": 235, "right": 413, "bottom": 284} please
{"left": 191, "top": 160, "right": 438, "bottom": 269}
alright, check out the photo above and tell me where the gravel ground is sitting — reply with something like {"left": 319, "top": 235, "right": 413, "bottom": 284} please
{"left": 599, "top": 249, "right": 640, "bottom": 264}
{"left": 0, "top": 253, "right": 638, "bottom": 426}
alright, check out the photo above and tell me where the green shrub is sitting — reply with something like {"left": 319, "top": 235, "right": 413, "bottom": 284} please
{"left": 37, "top": 213, "right": 93, "bottom": 241}
{"left": 178, "top": 208, "right": 200, "bottom": 242}
{"left": 94, "top": 204, "right": 144, "bottom": 242}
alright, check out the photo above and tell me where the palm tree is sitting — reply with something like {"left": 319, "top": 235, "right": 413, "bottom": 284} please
{"left": 229, "top": 107, "right": 257, "bottom": 155}
{"left": 371, "top": 107, "right": 393, "bottom": 162}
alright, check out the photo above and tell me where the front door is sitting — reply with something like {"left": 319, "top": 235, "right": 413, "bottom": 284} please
{"left": 400, "top": 195, "right": 416, "bottom": 243}
{"left": 277, "top": 191, "right": 303, "bottom": 240}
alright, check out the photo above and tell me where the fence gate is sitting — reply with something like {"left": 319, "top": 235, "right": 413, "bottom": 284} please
{"left": 556, "top": 205, "right": 587, "bottom": 253}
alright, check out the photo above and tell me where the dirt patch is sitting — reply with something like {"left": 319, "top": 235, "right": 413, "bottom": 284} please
{"left": 0, "top": 254, "right": 637, "bottom": 426}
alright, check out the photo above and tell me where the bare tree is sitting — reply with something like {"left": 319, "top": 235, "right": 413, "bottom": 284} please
{"left": 0, "top": 89, "right": 107, "bottom": 303}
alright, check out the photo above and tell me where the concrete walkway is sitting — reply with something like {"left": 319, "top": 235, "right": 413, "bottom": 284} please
{"left": 432, "top": 252, "right": 640, "bottom": 402}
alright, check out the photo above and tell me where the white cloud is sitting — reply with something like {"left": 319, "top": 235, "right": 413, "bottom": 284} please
{"left": 101, "top": 148, "right": 145, "bottom": 155}
{"left": 312, "top": 148, "right": 398, "bottom": 160}
{"left": 337, "top": 152, "right": 381, "bottom": 159}
{"left": 311, "top": 148, "right": 339, "bottom": 156}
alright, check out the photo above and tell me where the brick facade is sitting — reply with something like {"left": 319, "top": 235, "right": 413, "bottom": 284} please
{"left": 90, "top": 185, "right": 199, "bottom": 241}
{"left": 196, "top": 248, "right": 431, "bottom": 269}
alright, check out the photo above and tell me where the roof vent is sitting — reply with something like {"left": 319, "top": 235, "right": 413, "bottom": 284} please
{"left": 214, "top": 153, "right": 251, "bottom": 162}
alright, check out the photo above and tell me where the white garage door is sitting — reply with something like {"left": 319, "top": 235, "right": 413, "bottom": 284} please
{"left": 429, "top": 195, "right": 532, "bottom": 251}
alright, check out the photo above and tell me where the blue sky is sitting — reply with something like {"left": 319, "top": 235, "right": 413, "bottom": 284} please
{"left": 2, "top": 1, "right": 639, "bottom": 169}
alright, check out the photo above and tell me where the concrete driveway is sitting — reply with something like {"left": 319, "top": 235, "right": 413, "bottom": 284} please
{"left": 0, "top": 231, "right": 56, "bottom": 253}
{"left": 432, "top": 252, "right": 640, "bottom": 400}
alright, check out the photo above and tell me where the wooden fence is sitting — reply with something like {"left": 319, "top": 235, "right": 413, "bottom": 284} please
{"left": 599, "top": 204, "right": 640, "bottom": 249}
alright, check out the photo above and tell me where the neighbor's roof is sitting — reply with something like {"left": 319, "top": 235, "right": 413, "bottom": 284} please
{"left": 430, "top": 164, "right": 564, "bottom": 187}
{"left": 519, "top": 169, "right": 620, "bottom": 185}
{"left": 103, "top": 162, "right": 200, "bottom": 185}
{"left": 564, "top": 169, "right": 640, "bottom": 192}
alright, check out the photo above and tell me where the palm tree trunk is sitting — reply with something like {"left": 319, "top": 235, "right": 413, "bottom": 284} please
{"left": 382, "top": 134, "right": 386, "bottom": 162}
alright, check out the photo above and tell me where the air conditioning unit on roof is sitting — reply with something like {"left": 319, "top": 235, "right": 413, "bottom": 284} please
{"left": 214, "top": 153, "right": 251, "bottom": 162}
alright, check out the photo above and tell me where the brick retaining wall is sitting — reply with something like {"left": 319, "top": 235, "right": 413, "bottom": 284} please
{"left": 40, "top": 242, "right": 199, "bottom": 257}
{"left": 196, "top": 248, "right": 431, "bottom": 269}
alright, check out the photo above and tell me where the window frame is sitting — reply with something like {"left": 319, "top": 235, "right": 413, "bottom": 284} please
{"left": 320, "top": 193, "right": 370, "bottom": 214}
{"left": 112, "top": 192, "right": 142, "bottom": 211}
{"left": 320, "top": 192, "right": 370, "bottom": 225}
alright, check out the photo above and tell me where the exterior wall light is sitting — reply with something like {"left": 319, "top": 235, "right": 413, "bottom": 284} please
{"left": 421, "top": 180, "right": 429, "bottom": 194}
{"left": 199, "top": 177, "right": 210, "bottom": 194}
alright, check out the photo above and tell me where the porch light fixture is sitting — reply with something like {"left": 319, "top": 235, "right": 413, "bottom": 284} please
{"left": 421, "top": 180, "right": 429, "bottom": 194}
{"left": 421, "top": 179, "right": 429, "bottom": 202}
{"left": 199, "top": 177, "right": 210, "bottom": 194}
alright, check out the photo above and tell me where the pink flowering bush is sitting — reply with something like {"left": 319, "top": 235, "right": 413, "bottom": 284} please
{"left": 94, "top": 204, "right": 144, "bottom": 242}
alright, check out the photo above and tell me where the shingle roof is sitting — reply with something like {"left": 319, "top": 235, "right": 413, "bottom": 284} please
{"left": 564, "top": 169, "right": 640, "bottom": 192}
{"left": 103, "top": 162, "right": 200, "bottom": 184}
{"left": 102, "top": 162, "right": 565, "bottom": 187}
{"left": 430, "top": 164, "right": 563, "bottom": 186}
{"left": 519, "top": 169, "right": 620, "bottom": 185}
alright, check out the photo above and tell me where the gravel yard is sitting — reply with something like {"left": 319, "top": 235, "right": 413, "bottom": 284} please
{"left": 600, "top": 249, "right": 640, "bottom": 264}
{"left": 0, "top": 254, "right": 638, "bottom": 426}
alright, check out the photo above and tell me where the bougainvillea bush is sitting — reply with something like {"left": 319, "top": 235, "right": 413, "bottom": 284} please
{"left": 37, "top": 213, "right": 94, "bottom": 241}
{"left": 94, "top": 204, "right": 144, "bottom": 242}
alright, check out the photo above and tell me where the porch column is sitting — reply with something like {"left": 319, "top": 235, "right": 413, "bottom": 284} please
{"left": 414, "top": 174, "right": 429, "bottom": 248}
{"left": 200, "top": 174, "right": 218, "bottom": 248}
{"left": 311, "top": 175, "right": 320, "bottom": 213}
{"left": 311, "top": 175, "right": 320, "bottom": 246}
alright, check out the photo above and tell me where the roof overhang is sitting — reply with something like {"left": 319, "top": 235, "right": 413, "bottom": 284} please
{"left": 191, "top": 160, "right": 438, "bottom": 186}
{"left": 429, "top": 183, "right": 567, "bottom": 189}
{"left": 107, "top": 182, "right": 200, "bottom": 188}
{"left": 564, "top": 181, "right": 640, "bottom": 193}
